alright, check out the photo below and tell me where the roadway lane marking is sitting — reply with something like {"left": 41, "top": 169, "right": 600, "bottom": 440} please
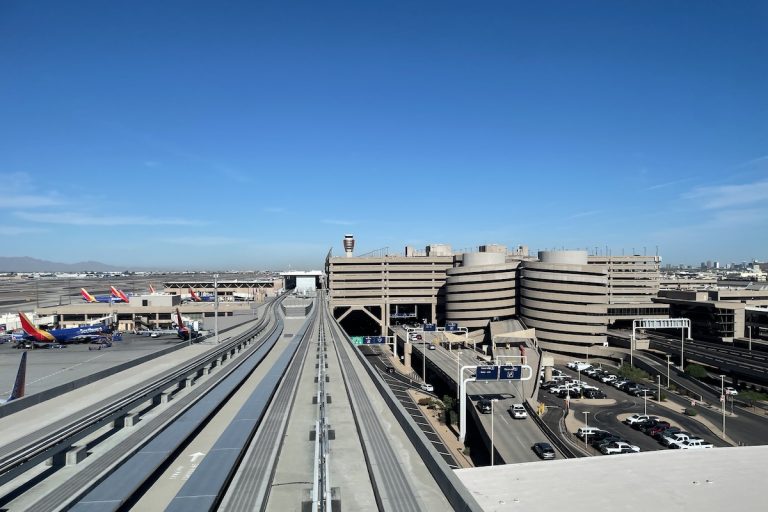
{"left": 26, "top": 353, "right": 107, "bottom": 386}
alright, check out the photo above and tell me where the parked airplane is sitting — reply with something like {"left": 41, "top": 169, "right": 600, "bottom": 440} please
{"left": 81, "top": 288, "right": 123, "bottom": 303}
{"left": 18, "top": 312, "right": 111, "bottom": 345}
{"left": 188, "top": 288, "right": 215, "bottom": 302}
{"left": 0, "top": 352, "right": 27, "bottom": 405}
{"left": 176, "top": 308, "right": 193, "bottom": 340}
{"left": 110, "top": 286, "right": 131, "bottom": 303}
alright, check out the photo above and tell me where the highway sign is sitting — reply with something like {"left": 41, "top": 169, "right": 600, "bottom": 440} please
{"left": 445, "top": 322, "right": 458, "bottom": 331}
{"left": 423, "top": 323, "right": 437, "bottom": 331}
{"left": 499, "top": 365, "right": 522, "bottom": 380}
{"left": 351, "top": 336, "right": 364, "bottom": 345}
{"left": 476, "top": 365, "right": 499, "bottom": 381}
{"left": 363, "top": 336, "right": 386, "bottom": 344}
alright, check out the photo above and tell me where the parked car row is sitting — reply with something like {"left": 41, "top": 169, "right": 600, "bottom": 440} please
{"left": 540, "top": 366, "right": 606, "bottom": 399}
{"left": 623, "top": 414, "right": 714, "bottom": 450}
{"left": 575, "top": 427, "right": 641, "bottom": 455}
{"left": 580, "top": 366, "right": 654, "bottom": 398}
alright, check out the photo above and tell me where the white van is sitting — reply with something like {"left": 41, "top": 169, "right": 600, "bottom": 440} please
{"left": 576, "top": 427, "right": 602, "bottom": 439}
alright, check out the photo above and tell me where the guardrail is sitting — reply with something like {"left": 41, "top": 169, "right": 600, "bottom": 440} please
{"left": 524, "top": 402, "right": 579, "bottom": 459}
{"left": 0, "top": 297, "right": 284, "bottom": 486}
{"left": 329, "top": 309, "right": 483, "bottom": 512}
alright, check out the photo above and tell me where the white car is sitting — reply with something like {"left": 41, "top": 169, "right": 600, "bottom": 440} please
{"left": 679, "top": 438, "right": 714, "bottom": 449}
{"left": 509, "top": 404, "right": 528, "bottom": 419}
{"left": 663, "top": 432, "right": 691, "bottom": 448}
{"left": 600, "top": 441, "right": 640, "bottom": 455}
{"left": 600, "top": 374, "right": 617, "bottom": 383}
{"left": 624, "top": 414, "right": 657, "bottom": 425}
{"left": 725, "top": 387, "right": 738, "bottom": 396}
{"left": 420, "top": 383, "right": 434, "bottom": 393}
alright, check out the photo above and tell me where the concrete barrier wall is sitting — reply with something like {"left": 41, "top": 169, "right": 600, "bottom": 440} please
{"left": 0, "top": 315, "right": 266, "bottom": 419}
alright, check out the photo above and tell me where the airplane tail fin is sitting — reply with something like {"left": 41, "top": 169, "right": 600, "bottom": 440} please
{"left": 18, "top": 312, "right": 55, "bottom": 342}
{"left": 189, "top": 288, "right": 201, "bottom": 302}
{"left": 110, "top": 286, "right": 130, "bottom": 303}
{"left": 149, "top": 284, "right": 156, "bottom": 294}
{"left": 8, "top": 352, "right": 27, "bottom": 401}
{"left": 176, "top": 308, "right": 190, "bottom": 339}
{"left": 81, "top": 288, "right": 96, "bottom": 302}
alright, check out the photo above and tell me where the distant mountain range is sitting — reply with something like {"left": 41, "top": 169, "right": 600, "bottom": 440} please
{"left": 0, "top": 257, "right": 125, "bottom": 272}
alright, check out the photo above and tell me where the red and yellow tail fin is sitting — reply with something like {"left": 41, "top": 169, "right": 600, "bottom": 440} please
{"left": 81, "top": 288, "right": 97, "bottom": 302}
{"left": 18, "top": 312, "right": 55, "bottom": 342}
{"left": 149, "top": 284, "right": 156, "bottom": 294}
{"left": 189, "top": 288, "right": 201, "bottom": 302}
{"left": 110, "top": 286, "right": 130, "bottom": 303}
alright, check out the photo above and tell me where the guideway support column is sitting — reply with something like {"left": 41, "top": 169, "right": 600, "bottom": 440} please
{"left": 50, "top": 445, "right": 89, "bottom": 467}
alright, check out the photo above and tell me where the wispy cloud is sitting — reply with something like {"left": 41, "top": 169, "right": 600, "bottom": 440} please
{"left": 683, "top": 180, "right": 768, "bottom": 209}
{"left": 0, "top": 225, "right": 46, "bottom": 235}
{"left": 734, "top": 154, "right": 768, "bottom": 169}
{"left": 643, "top": 177, "right": 695, "bottom": 191}
{"left": 322, "top": 219, "right": 356, "bottom": 226}
{"left": 0, "top": 195, "right": 62, "bottom": 209}
{"left": 163, "top": 236, "right": 246, "bottom": 246}
{"left": 567, "top": 210, "right": 601, "bottom": 219}
{"left": 14, "top": 211, "right": 203, "bottom": 226}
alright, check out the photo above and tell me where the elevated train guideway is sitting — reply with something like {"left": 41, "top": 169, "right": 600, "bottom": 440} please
{"left": 1, "top": 292, "right": 482, "bottom": 512}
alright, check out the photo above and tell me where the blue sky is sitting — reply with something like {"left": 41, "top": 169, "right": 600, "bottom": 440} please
{"left": 1, "top": 1, "right": 766, "bottom": 270}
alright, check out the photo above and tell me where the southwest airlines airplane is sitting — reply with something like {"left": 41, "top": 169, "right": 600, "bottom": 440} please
{"left": 18, "top": 312, "right": 111, "bottom": 345}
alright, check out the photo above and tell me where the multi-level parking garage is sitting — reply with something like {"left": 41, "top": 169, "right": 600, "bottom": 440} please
{"left": 445, "top": 252, "right": 519, "bottom": 330}
{"left": 519, "top": 251, "right": 609, "bottom": 355}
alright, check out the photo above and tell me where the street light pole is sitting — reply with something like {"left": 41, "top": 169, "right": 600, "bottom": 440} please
{"left": 720, "top": 375, "right": 726, "bottom": 439}
{"left": 583, "top": 411, "right": 590, "bottom": 451}
{"left": 666, "top": 355, "right": 671, "bottom": 387}
{"left": 657, "top": 375, "right": 661, "bottom": 403}
{"left": 630, "top": 332, "right": 634, "bottom": 367}
{"left": 491, "top": 398, "right": 498, "bottom": 466}
{"left": 456, "top": 351, "right": 462, "bottom": 400}
{"left": 748, "top": 326, "right": 752, "bottom": 352}
{"left": 643, "top": 389, "right": 648, "bottom": 415}
{"left": 680, "top": 329, "right": 685, "bottom": 371}
{"left": 214, "top": 274, "right": 219, "bottom": 344}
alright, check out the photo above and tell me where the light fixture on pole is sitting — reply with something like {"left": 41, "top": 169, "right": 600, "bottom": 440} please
{"left": 214, "top": 274, "right": 219, "bottom": 344}
{"left": 643, "top": 389, "right": 648, "bottom": 415}
{"left": 491, "top": 398, "right": 498, "bottom": 466}
{"left": 680, "top": 329, "right": 685, "bottom": 371}
{"left": 666, "top": 355, "right": 672, "bottom": 387}
{"left": 720, "top": 375, "right": 726, "bottom": 439}
{"left": 456, "top": 351, "right": 462, "bottom": 400}
{"left": 657, "top": 375, "right": 661, "bottom": 403}
{"left": 583, "top": 411, "right": 590, "bottom": 450}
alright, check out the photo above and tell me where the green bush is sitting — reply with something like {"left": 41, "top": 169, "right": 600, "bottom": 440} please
{"left": 684, "top": 364, "right": 708, "bottom": 379}
{"left": 684, "top": 408, "right": 698, "bottom": 416}
{"left": 617, "top": 364, "right": 649, "bottom": 382}
{"left": 739, "top": 390, "right": 768, "bottom": 406}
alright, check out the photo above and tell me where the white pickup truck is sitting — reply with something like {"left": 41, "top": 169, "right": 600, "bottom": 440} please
{"left": 679, "top": 438, "right": 714, "bottom": 449}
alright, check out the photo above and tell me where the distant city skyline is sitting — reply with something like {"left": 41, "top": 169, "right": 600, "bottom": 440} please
{"left": 1, "top": 1, "right": 766, "bottom": 269}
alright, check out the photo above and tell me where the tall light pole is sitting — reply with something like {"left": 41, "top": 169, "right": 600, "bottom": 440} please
{"left": 657, "top": 375, "right": 661, "bottom": 403}
{"left": 491, "top": 398, "right": 498, "bottom": 466}
{"left": 666, "top": 355, "right": 672, "bottom": 387}
{"left": 456, "top": 351, "right": 462, "bottom": 400}
{"left": 630, "top": 332, "right": 634, "bottom": 367}
{"left": 680, "top": 329, "right": 685, "bottom": 371}
{"left": 583, "top": 411, "right": 590, "bottom": 451}
{"left": 643, "top": 389, "right": 648, "bottom": 415}
{"left": 720, "top": 375, "right": 726, "bottom": 439}
{"left": 748, "top": 326, "right": 752, "bottom": 352}
{"left": 214, "top": 274, "right": 219, "bottom": 344}
{"left": 423, "top": 340, "right": 427, "bottom": 383}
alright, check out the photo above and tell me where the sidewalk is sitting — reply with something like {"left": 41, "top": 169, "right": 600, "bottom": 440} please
{"left": 409, "top": 389, "right": 474, "bottom": 469}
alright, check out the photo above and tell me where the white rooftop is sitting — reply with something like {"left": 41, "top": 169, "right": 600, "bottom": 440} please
{"left": 455, "top": 446, "right": 766, "bottom": 512}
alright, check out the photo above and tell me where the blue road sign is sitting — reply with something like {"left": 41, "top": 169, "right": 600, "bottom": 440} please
{"left": 499, "top": 365, "right": 522, "bottom": 380}
{"left": 445, "top": 322, "right": 458, "bottom": 331}
{"left": 363, "top": 336, "right": 386, "bottom": 344}
{"left": 423, "top": 323, "right": 437, "bottom": 331}
{"left": 476, "top": 365, "right": 499, "bottom": 381}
